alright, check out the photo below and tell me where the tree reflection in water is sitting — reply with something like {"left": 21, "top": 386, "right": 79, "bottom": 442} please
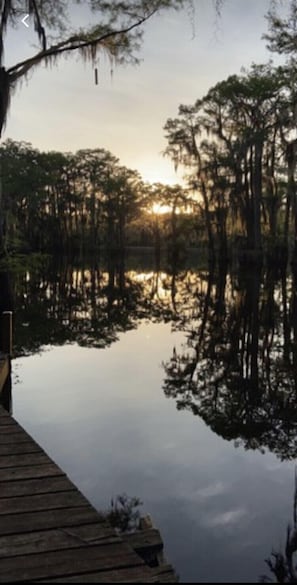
{"left": 13, "top": 254, "right": 178, "bottom": 357}
{"left": 10, "top": 254, "right": 297, "bottom": 581}
{"left": 163, "top": 262, "right": 297, "bottom": 460}
{"left": 11, "top": 253, "right": 297, "bottom": 460}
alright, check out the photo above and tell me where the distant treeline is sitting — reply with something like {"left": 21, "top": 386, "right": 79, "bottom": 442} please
{"left": 3, "top": 62, "right": 297, "bottom": 264}
{"left": 0, "top": 140, "right": 200, "bottom": 258}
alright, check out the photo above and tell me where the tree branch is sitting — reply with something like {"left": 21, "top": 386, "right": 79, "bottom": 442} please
{"left": 0, "top": 0, "right": 11, "bottom": 63}
{"left": 30, "top": 0, "right": 47, "bottom": 51}
{"left": 7, "top": 8, "right": 159, "bottom": 81}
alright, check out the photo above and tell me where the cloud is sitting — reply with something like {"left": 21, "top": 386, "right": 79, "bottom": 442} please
{"left": 206, "top": 508, "right": 247, "bottom": 527}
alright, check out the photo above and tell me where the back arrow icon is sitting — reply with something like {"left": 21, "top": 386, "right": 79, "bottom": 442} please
{"left": 21, "top": 14, "right": 29, "bottom": 28}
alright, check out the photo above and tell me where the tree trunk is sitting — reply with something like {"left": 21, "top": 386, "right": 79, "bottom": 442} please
{"left": 252, "top": 140, "right": 263, "bottom": 252}
{"left": 285, "top": 141, "right": 297, "bottom": 260}
{"left": 201, "top": 181, "right": 215, "bottom": 265}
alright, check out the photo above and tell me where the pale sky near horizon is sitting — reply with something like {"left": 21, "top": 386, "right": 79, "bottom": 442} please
{"left": 3, "top": 0, "right": 285, "bottom": 185}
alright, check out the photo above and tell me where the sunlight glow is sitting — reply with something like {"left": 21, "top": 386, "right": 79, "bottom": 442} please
{"left": 138, "top": 159, "right": 184, "bottom": 187}
{"left": 152, "top": 202, "right": 172, "bottom": 214}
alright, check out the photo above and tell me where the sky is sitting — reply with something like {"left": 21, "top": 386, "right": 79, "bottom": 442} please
{"left": 3, "top": 0, "right": 286, "bottom": 185}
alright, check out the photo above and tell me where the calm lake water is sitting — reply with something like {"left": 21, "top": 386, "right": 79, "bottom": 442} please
{"left": 7, "top": 251, "right": 297, "bottom": 582}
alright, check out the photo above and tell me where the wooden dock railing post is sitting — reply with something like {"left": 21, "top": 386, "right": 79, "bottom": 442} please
{"left": 0, "top": 311, "right": 12, "bottom": 412}
{"left": 1, "top": 310, "right": 13, "bottom": 356}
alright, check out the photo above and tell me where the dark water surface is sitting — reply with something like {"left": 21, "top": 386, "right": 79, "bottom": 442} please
{"left": 9, "top": 253, "right": 297, "bottom": 582}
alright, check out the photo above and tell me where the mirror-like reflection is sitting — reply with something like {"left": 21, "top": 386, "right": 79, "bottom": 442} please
{"left": 163, "top": 263, "right": 297, "bottom": 460}
{"left": 9, "top": 252, "right": 297, "bottom": 582}
{"left": 13, "top": 254, "right": 183, "bottom": 356}
{"left": 11, "top": 255, "right": 297, "bottom": 461}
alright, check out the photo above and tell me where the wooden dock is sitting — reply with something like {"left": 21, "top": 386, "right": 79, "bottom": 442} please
{"left": 0, "top": 405, "right": 177, "bottom": 583}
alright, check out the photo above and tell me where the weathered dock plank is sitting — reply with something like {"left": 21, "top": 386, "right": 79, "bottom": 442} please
{"left": 0, "top": 406, "right": 177, "bottom": 582}
{"left": 0, "top": 542, "right": 144, "bottom": 582}
{"left": 0, "top": 416, "right": 18, "bottom": 426}
{"left": 0, "top": 506, "right": 102, "bottom": 536}
{"left": 0, "top": 476, "right": 76, "bottom": 498}
{"left": 0, "top": 440, "right": 42, "bottom": 455}
{"left": 0, "top": 524, "right": 120, "bottom": 558}
{"left": 36, "top": 565, "right": 161, "bottom": 583}
{"left": 0, "top": 452, "right": 55, "bottom": 468}
{"left": 0, "top": 430, "right": 40, "bottom": 443}
{"left": 36, "top": 564, "right": 178, "bottom": 583}
{"left": 0, "top": 425, "right": 25, "bottom": 435}
{"left": 0, "top": 463, "right": 64, "bottom": 482}
{"left": 0, "top": 490, "right": 90, "bottom": 515}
